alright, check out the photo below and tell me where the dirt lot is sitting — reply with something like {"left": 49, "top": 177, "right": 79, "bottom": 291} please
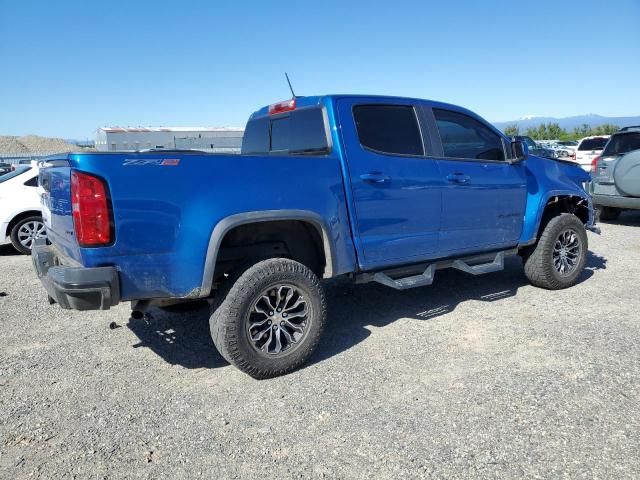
{"left": 1, "top": 213, "right": 639, "bottom": 479}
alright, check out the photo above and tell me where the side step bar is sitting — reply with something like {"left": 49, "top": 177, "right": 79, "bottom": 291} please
{"left": 373, "top": 265, "right": 435, "bottom": 290}
{"left": 359, "top": 250, "right": 513, "bottom": 291}
{"left": 452, "top": 251, "right": 504, "bottom": 275}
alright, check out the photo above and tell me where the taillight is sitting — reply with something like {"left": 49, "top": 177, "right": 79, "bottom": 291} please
{"left": 268, "top": 98, "right": 296, "bottom": 115}
{"left": 590, "top": 155, "right": 601, "bottom": 174}
{"left": 71, "top": 171, "right": 112, "bottom": 246}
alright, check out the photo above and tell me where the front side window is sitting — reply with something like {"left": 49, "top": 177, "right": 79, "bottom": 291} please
{"left": 434, "top": 109, "right": 505, "bottom": 161}
{"left": 353, "top": 105, "right": 424, "bottom": 156}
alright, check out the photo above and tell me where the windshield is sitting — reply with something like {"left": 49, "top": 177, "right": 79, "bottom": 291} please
{"left": 602, "top": 133, "right": 640, "bottom": 157}
{"left": 578, "top": 137, "right": 608, "bottom": 151}
{"left": 0, "top": 166, "right": 31, "bottom": 183}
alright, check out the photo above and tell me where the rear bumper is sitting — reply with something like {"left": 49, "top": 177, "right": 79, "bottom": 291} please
{"left": 31, "top": 240, "right": 120, "bottom": 310}
{"left": 592, "top": 194, "right": 640, "bottom": 210}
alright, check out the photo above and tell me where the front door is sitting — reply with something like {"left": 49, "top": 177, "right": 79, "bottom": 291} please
{"left": 337, "top": 99, "right": 442, "bottom": 270}
{"left": 428, "top": 107, "right": 527, "bottom": 254}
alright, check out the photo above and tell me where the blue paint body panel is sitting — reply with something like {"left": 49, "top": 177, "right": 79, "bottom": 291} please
{"left": 40, "top": 95, "right": 594, "bottom": 302}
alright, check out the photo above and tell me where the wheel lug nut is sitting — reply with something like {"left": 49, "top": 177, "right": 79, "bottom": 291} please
{"left": 272, "top": 325, "right": 277, "bottom": 330}
{"left": 280, "top": 321, "right": 284, "bottom": 326}
{"left": 267, "top": 320, "right": 271, "bottom": 325}
{"left": 282, "top": 313, "right": 288, "bottom": 318}
{"left": 277, "top": 308, "right": 282, "bottom": 312}
{"left": 269, "top": 311, "right": 274, "bottom": 316}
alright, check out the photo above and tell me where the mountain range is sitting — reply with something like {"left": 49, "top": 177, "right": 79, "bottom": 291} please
{"left": 493, "top": 114, "right": 640, "bottom": 131}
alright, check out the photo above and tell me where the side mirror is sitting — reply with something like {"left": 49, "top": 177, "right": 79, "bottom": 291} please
{"left": 511, "top": 140, "right": 528, "bottom": 163}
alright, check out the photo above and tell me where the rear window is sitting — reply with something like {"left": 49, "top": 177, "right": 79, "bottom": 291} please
{"left": 353, "top": 105, "right": 424, "bottom": 156}
{"left": 602, "top": 132, "right": 640, "bottom": 157}
{"left": 241, "top": 107, "right": 329, "bottom": 155}
{"left": 578, "top": 137, "right": 608, "bottom": 151}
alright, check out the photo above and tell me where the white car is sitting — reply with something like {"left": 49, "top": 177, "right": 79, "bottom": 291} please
{"left": 553, "top": 141, "right": 578, "bottom": 159}
{"left": 575, "top": 136, "right": 610, "bottom": 171}
{"left": 0, "top": 162, "right": 47, "bottom": 254}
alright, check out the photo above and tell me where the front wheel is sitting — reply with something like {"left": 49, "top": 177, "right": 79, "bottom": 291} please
{"left": 523, "top": 213, "right": 588, "bottom": 290}
{"left": 210, "top": 258, "right": 327, "bottom": 379}
{"left": 9, "top": 216, "right": 47, "bottom": 255}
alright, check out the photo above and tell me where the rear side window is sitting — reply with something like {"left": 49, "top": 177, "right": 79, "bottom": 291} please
{"left": 241, "top": 107, "right": 329, "bottom": 155}
{"left": 434, "top": 109, "right": 505, "bottom": 161}
{"left": 353, "top": 105, "right": 424, "bottom": 156}
{"left": 578, "top": 137, "right": 608, "bottom": 151}
{"left": 602, "top": 133, "right": 640, "bottom": 156}
{"left": 24, "top": 176, "right": 38, "bottom": 187}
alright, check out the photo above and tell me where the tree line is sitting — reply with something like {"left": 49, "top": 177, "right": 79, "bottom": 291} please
{"left": 502, "top": 123, "right": 619, "bottom": 141}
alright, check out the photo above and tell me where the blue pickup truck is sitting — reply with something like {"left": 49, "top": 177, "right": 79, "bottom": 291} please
{"left": 33, "top": 95, "right": 596, "bottom": 378}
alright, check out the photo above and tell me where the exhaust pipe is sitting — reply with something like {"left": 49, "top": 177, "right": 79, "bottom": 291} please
{"left": 130, "top": 300, "right": 150, "bottom": 320}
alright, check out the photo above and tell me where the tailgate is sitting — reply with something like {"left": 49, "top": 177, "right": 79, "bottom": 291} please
{"left": 38, "top": 158, "right": 79, "bottom": 262}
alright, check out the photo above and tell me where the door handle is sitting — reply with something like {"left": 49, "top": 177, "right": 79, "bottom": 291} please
{"left": 446, "top": 173, "right": 471, "bottom": 183}
{"left": 360, "top": 172, "right": 391, "bottom": 184}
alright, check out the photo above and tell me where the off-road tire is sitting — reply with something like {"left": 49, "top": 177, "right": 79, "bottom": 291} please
{"left": 596, "top": 206, "right": 621, "bottom": 221}
{"left": 523, "top": 213, "right": 588, "bottom": 290}
{"left": 9, "top": 215, "right": 45, "bottom": 255}
{"left": 209, "top": 258, "right": 327, "bottom": 379}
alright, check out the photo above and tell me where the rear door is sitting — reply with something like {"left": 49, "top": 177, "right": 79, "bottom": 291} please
{"left": 427, "top": 107, "right": 527, "bottom": 254}
{"left": 337, "top": 98, "right": 442, "bottom": 270}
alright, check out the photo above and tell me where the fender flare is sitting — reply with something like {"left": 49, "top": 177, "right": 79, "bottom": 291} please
{"left": 199, "top": 209, "right": 336, "bottom": 296}
{"left": 527, "top": 190, "right": 593, "bottom": 244}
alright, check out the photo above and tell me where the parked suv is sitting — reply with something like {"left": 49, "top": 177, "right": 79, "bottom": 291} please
{"left": 590, "top": 127, "right": 640, "bottom": 220}
{"left": 575, "top": 136, "right": 609, "bottom": 171}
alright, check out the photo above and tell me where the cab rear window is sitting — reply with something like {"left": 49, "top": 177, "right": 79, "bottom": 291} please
{"left": 602, "top": 133, "right": 640, "bottom": 157}
{"left": 241, "top": 107, "right": 329, "bottom": 155}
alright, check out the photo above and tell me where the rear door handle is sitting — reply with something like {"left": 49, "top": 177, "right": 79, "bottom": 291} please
{"left": 360, "top": 172, "right": 391, "bottom": 184}
{"left": 446, "top": 173, "right": 471, "bottom": 184}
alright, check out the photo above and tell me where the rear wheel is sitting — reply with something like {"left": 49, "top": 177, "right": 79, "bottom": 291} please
{"left": 596, "top": 206, "right": 621, "bottom": 221}
{"left": 523, "top": 213, "right": 587, "bottom": 290}
{"left": 9, "top": 216, "right": 47, "bottom": 255}
{"left": 209, "top": 258, "right": 326, "bottom": 379}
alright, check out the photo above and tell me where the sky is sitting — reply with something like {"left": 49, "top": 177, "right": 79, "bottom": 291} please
{"left": 1, "top": 0, "right": 639, "bottom": 139}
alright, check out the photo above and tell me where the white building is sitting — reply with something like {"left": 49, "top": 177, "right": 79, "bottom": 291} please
{"left": 95, "top": 127, "right": 244, "bottom": 153}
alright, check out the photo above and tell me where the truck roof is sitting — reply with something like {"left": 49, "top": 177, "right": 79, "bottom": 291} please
{"left": 249, "top": 94, "right": 484, "bottom": 122}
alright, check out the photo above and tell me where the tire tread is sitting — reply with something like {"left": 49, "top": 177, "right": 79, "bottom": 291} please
{"left": 523, "top": 213, "right": 587, "bottom": 290}
{"left": 209, "top": 258, "right": 326, "bottom": 379}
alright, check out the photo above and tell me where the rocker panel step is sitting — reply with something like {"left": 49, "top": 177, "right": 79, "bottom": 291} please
{"left": 363, "top": 250, "right": 513, "bottom": 290}
{"left": 372, "top": 264, "right": 435, "bottom": 290}
{"left": 451, "top": 251, "right": 504, "bottom": 275}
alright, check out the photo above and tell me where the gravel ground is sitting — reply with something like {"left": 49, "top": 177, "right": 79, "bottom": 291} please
{"left": 1, "top": 213, "right": 639, "bottom": 479}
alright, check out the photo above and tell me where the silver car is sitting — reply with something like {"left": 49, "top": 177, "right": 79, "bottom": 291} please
{"left": 590, "top": 126, "right": 640, "bottom": 220}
